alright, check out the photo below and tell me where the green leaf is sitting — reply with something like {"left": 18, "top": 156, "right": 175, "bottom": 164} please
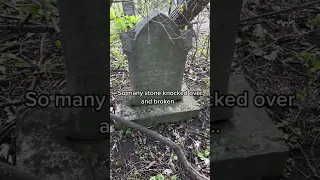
{"left": 110, "top": 11, "right": 115, "bottom": 20}
{"left": 44, "top": 12, "right": 51, "bottom": 21}
{"left": 296, "top": 93, "right": 304, "bottom": 101}
{"left": 313, "top": 61, "right": 320, "bottom": 71}
{"left": 300, "top": 52, "right": 312, "bottom": 64}
{"left": 170, "top": 175, "right": 177, "bottom": 180}
{"left": 149, "top": 177, "right": 156, "bottom": 180}
{"left": 55, "top": 40, "right": 62, "bottom": 49}
{"left": 125, "top": 128, "right": 132, "bottom": 135}
{"left": 30, "top": 5, "right": 39, "bottom": 16}
{"left": 19, "top": 4, "right": 40, "bottom": 17}
{"left": 119, "top": 130, "right": 124, "bottom": 135}
{"left": 197, "top": 152, "right": 204, "bottom": 159}
{"left": 14, "top": 62, "right": 26, "bottom": 67}
{"left": 128, "top": 22, "right": 134, "bottom": 29}
{"left": 204, "top": 149, "right": 210, "bottom": 157}
{"left": 173, "top": 154, "right": 178, "bottom": 160}
{"left": 156, "top": 174, "right": 165, "bottom": 180}
{"left": 115, "top": 17, "right": 127, "bottom": 32}
{"left": 178, "top": 4, "right": 184, "bottom": 12}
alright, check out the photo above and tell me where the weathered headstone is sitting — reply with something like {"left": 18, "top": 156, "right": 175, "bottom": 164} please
{"left": 116, "top": 10, "right": 199, "bottom": 127}
{"left": 125, "top": 10, "right": 192, "bottom": 105}
{"left": 122, "top": 0, "right": 135, "bottom": 16}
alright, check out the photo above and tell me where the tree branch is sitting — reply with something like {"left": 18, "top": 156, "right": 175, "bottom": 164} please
{"left": 240, "top": 0, "right": 320, "bottom": 22}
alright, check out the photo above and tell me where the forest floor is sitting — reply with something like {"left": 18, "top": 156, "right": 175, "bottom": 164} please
{"left": 0, "top": 0, "right": 319, "bottom": 180}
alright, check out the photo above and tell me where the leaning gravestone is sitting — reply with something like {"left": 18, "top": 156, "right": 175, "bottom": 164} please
{"left": 122, "top": 0, "right": 135, "bottom": 16}
{"left": 116, "top": 10, "right": 200, "bottom": 127}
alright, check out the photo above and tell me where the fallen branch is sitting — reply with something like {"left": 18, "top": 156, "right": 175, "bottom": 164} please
{"left": 240, "top": 0, "right": 320, "bottom": 22}
{"left": 0, "top": 100, "right": 26, "bottom": 108}
{"left": 0, "top": 14, "right": 42, "bottom": 25}
{"left": 110, "top": 113, "right": 209, "bottom": 180}
{"left": 0, "top": 25, "right": 56, "bottom": 32}
{"left": 0, "top": 161, "right": 43, "bottom": 180}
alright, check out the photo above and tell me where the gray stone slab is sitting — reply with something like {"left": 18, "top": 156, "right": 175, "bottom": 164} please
{"left": 122, "top": 0, "right": 135, "bottom": 16}
{"left": 115, "top": 83, "right": 200, "bottom": 127}
{"left": 120, "top": 10, "right": 193, "bottom": 106}
{"left": 210, "top": 73, "right": 289, "bottom": 180}
{"left": 16, "top": 107, "right": 109, "bottom": 180}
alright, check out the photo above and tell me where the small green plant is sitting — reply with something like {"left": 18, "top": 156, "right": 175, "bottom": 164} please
{"left": 178, "top": 4, "right": 184, "bottom": 13}
{"left": 296, "top": 52, "right": 320, "bottom": 103}
{"left": 196, "top": 146, "right": 210, "bottom": 161}
{"left": 119, "top": 128, "right": 133, "bottom": 137}
{"left": 149, "top": 174, "right": 165, "bottom": 180}
{"left": 307, "top": 14, "right": 320, "bottom": 29}
{"left": 172, "top": 153, "right": 178, "bottom": 160}
{"left": 204, "top": 77, "right": 210, "bottom": 86}
{"left": 19, "top": 0, "right": 57, "bottom": 21}
{"left": 170, "top": 175, "right": 177, "bottom": 180}
{"left": 119, "top": 15, "right": 139, "bottom": 32}
{"left": 55, "top": 40, "right": 62, "bottom": 49}
{"left": 124, "top": 128, "right": 132, "bottom": 135}
{"left": 110, "top": 5, "right": 140, "bottom": 33}
{"left": 300, "top": 52, "right": 320, "bottom": 82}
{"left": 110, "top": 5, "right": 140, "bottom": 70}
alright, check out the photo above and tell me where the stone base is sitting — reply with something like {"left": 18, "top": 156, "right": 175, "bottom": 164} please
{"left": 16, "top": 107, "right": 109, "bottom": 180}
{"left": 115, "top": 83, "right": 201, "bottom": 128}
{"left": 210, "top": 73, "right": 289, "bottom": 180}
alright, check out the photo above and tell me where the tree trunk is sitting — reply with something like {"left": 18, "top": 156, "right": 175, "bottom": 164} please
{"left": 169, "top": 0, "right": 210, "bottom": 29}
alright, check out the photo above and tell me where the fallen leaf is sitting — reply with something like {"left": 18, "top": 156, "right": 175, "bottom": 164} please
{"left": 253, "top": 24, "right": 267, "bottom": 38}
{"left": 264, "top": 51, "right": 278, "bottom": 60}
{"left": 163, "top": 169, "right": 173, "bottom": 176}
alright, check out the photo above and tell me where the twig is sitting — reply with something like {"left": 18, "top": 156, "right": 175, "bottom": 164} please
{"left": 110, "top": 113, "right": 209, "bottom": 180}
{"left": 110, "top": 69, "right": 128, "bottom": 73}
{"left": 28, "top": 34, "right": 46, "bottom": 90}
{"left": 0, "top": 100, "right": 26, "bottom": 108}
{"left": 20, "top": 13, "right": 33, "bottom": 29}
{"left": 0, "top": 14, "right": 23, "bottom": 21}
{"left": 0, "top": 25, "right": 55, "bottom": 32}
{"left": 51, "top": 17, "right": 61, "bottom": 33}
{"left": 38, "top": 34, "right": 46, "bottom": 66}
{"left": 298, "top": 144, "right": 320, "bottom": 178}
{"left": 240, "top": 0, "right": 320, "bottom": 22}
{"left": 0, "top": 14, "right": 42, "bottom": 25}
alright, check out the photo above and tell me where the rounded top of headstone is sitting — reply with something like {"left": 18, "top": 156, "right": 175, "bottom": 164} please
{"left": 134, "top": 9, "right": 180, "bottom": 40}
